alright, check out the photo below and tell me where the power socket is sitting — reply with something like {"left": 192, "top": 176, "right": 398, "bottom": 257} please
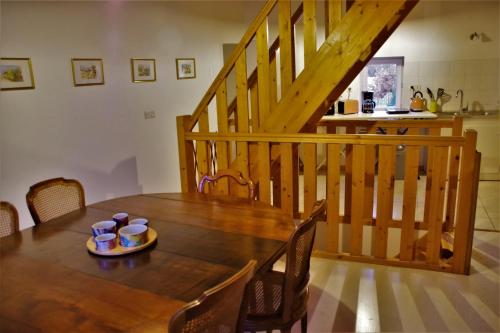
{"left": 144, "top": 111, "right": 156, "bottom": 119}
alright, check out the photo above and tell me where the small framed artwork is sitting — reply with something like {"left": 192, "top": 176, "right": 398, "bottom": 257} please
{"left": 175, "top": 58, "right": 196, "bottom": 80}
{"left": 131, "top": 58, "right": 156, "bottom": 83}
{"left": 71, "top": 58, "right": 104, "bottom": 86}
{"left": 0, "top": 57, "right": 35, "bottom": 91}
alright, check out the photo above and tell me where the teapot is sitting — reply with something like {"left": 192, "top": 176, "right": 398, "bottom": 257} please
{"left": 410, "top": 91, "right": 426, "bottom": 111}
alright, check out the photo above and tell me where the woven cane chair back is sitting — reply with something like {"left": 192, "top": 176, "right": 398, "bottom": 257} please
{"left": 169, "top": 260, "right": 256, "bottom": 333}
{"left": 245, "top": 200, "right": 326, "bottom": 332}
{"left": 286, "top": 200, "right": 325, "bottom": 292}
{"left": 0, "top": 201, "right": 19, "bottom": 237}
{"left": 26, "top": 177, "right": 85, "bottom": 225}
{"left": 198, "top": 169, "right": 255, "bottom": 199}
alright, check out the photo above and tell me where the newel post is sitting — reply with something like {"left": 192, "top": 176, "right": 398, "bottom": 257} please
{"left": 453, "top": 130, "right": 480, "bottom": 274}
{"left": 177, "top": 115, "right": 197, "bottom": 192}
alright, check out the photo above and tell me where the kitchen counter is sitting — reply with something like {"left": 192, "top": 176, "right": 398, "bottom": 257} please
{"left": 322, "top": 110, "right": 437, "bottom": 121}
{"left": 434, "top": 110, "right": 499, "bottom": 119}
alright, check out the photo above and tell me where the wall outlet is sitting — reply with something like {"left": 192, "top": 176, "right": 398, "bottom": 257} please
{"left": 144, "top": 111, "right": 156, "bottom": 119}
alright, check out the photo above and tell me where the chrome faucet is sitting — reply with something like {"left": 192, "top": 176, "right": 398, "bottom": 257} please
{"left": 456, "top": 89, "right": 468, "bottom": 113}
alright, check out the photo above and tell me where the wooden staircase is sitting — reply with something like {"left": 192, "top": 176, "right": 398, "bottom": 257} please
{"left": 176, "top": 0, "right": 483, "bottom": 275}
{"left": 179, "top": 0, "right": 419, "bottom": 190}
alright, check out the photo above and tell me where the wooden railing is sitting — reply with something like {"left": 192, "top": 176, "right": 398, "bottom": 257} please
{"left": 317, "top": 117, "right": 464, "bottom": 232}
{"left": 178, "top": 114, "right": 480, "bottom": 274}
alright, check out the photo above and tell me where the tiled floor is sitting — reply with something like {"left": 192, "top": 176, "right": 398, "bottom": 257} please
{"left": 287, "top": 230, "right": 500, "bottom": 333}
{"left": 300, "top": 176, "right": 499, "bottom": 231}
{"left": 475, "top": 181, "right": 500, "bottom": 231}
{"left": 271, "top": 230, "right": 500, "bottom": 333}
{"left": 285, "top": 179, "right": 500, "bottom": 332}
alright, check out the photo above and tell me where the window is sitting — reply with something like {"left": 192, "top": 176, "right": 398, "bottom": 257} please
{"left": 361, "top": 57, "right": 404, "bottom": 110}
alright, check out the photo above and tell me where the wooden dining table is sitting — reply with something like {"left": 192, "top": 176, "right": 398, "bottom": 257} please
{"left": 0, "top": 193, "right": 294, "bottom": 333}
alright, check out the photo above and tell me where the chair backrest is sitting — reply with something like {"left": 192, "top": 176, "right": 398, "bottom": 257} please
{"left": 169, "top": 260, "right": 256, "bottom": 333}
{"left": 198, "top": 169, "right": 256, "bottom": 199}
{"left": 0, "top": 201, "right": 19, "bottom": 237}
{"left": 26, "top": 177, "right": 85, "bottom": 225}
{"left": 282, "top": 200, "right": 326, "bottom": 319}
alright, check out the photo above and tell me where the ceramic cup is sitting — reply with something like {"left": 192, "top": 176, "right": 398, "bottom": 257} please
{"left": 129, "top": 218, "right": 149, "bottom": 228}
{"left": 91, "top": 220, "right": 117, "bottom": 237}
{"left": 112, "top": 212, "right": 129, "bottom": 229}
{"left": 95, "top": 233, "right": 117, "bottom": 252}
{"left": 119, "top": 224, "right": 148, "bottom": 248}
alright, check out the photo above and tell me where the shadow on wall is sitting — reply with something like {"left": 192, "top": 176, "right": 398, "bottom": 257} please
{"left": 82, "top": 156, "right": 143, "bottom": 203}
{"left": 4, "top": 156, "right": 143, "bottom": 229}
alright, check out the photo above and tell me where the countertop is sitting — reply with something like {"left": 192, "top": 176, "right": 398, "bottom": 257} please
{"left": 322, "top": 110, "right": 437, "bottom": 120}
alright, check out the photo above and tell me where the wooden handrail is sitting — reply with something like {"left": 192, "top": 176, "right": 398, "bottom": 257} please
{"left": 184, "top": 132, "right": 466, "bottom": 146}
{"left": 188, "top": 0, "right": 278, "bottom": 131}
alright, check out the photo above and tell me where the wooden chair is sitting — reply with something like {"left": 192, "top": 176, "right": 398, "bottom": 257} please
{"left": 26, "top": 177, "right": 85, "bottom": 225}
{"left": 198, "top": 169, "right": 256, "bottom": 199}
{"left": 0, "top": 201, "right": 19, "bottom": 237}
{"left": 244, "top": 200, "right": 326, "bottom": 333}
{"left": 169, "top": 260, "right": 256, "bottom": 333}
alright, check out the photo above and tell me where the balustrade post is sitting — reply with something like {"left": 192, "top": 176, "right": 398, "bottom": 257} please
{"left": 177, "top": 115, "right": 197, "bottom": 192}
{"left": 453, "top": 130, "right": 480, "bottom": 274}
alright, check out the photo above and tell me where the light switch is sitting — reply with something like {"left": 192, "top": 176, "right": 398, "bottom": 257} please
{"left": 144, "top": 111, "right": 156, "bottom": 119}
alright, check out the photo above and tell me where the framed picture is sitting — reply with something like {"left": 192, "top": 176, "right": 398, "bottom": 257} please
{"left": 131, "top": 58, "right": 156, "bottom": 82}
{"left": 71, "top": 58, "right": 104, "bottom": 86}
{"left": 0, "top": 57, "right": 35, "bottom": 91}
{"left": 175, "top": 58, "right": 196, "bottom": 79}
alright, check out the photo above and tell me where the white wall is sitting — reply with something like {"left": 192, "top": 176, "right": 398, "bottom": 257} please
{"left": 0, "top": 1, "right": 261, "bottom": 229}
{"left": 348, "top": 0, "right": 499, "bottom": 112}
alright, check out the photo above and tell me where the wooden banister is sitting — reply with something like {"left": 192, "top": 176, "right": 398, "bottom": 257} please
{"left": 185, "top": 132, "right": 465, "bottom": 146}
{"left": 180, "top": 129, "right": 479, "bottom": 274}
{"left": 188, "top": 0, "right": 278, "bottom": 131}
{"left": 227, "top": 3, "right": 305, "bottom": 122}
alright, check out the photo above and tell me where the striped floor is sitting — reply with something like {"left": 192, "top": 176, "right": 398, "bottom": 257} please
{"left": 284, "top": 230, "right": 500, "bottom": 332}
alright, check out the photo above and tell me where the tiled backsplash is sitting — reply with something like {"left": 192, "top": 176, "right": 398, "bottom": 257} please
{"left": 403, "top": 58, "right": 499, "bottom": 111}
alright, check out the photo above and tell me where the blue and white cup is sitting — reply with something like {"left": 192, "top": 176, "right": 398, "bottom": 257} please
{"left": 112, "top": 212, "right": 129, "bottom": 229}
{"left": 129, "top": 218, "right": 149, "bottom": 229}
{"left": 95, "top": 233, "right": 117, "bottom": 252}
{"left": 91, "top": 220, "right": 117, "bottom": 237}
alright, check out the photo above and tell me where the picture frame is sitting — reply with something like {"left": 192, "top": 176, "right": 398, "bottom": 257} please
{"left": 0, "top": 57, "right": 35, "bottom": 91}
{"left": 71, "top": 58, "right": 104, "bottom": 86}
{"left": 131, "top": 58, "right": 156, "bottom": 83}
{"left": 175, "top": 58, "right": 196, "bottom": 80}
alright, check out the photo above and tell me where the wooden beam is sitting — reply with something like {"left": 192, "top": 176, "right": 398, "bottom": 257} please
{"left": 280, "top": 143, "right": 294, "bottom": 216}
{"left": 250, "top": 82, "right": 259, "bottom": 131}
{"left": 326, "top": 143, "right": 341, "bottom": 253}
{"left": 374, "top": 145, "right": 395, "bottom": 259}
{"left": 350, "top": 144, "right": 366, "bottom": 256}
{"left": 303, "top": 0, "right": 317, "bottom": 65}
{"left": 196, "top": 108, "right": 211, "bottom": 191}
{"left": 188, "top": 0, "right": 278, "bottom": 130}
{"left": 256, "top": 19, "right": 271, "bottom": 124}
{"left": 303, "top": 143, "right": 317, "bottom": 216}
{"left": 278, "top": 0, "right": 293, "bottom": 96}
{"left": 344, "top": 125, "right": 355, "bottom": 224}
{"left": 399, "top": 136, "right": 420, "bottom": 261}
{"left": 453, "top": 130, "right": 479, "bottom": 274}
{"left": 235, "top": 52, "right": 250, "bottom": 196}
{"left": 445, "top": 116, "right": 463, "bottom": 230}
{"left": 185, "top": 132, "right": 465, "bottom": 147}
{"left": 215, "top": 82, "right": 230, "bottom": 194}
{"left": 426, "top": 146, "right": 449, "bottom": 265}
{"left": 177, "top": 115, "right": 196, "bottom": 192}
{"left": 325, "top": 0, "right": 342, "bottom": 37}
{"left": 257, "top": 142, "right": 271, "bottom": 204}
